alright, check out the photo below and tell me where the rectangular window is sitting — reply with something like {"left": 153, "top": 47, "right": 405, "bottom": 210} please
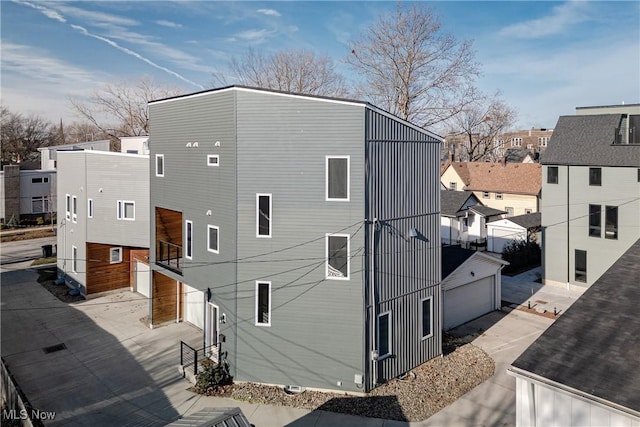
{"left": 88, "top": 199, "right": 93, "bottom": 218}
{"left": 525, "top": 209, "right": 532, "bottom": 214}
{"left": 377, "top": 312, "right": 391, "bottom": 359}
{"left": 421, "top": 297, "right": 433, "bottom": 340}
{"left": 185, "top": 220, "right": 193, "bottom": 259}
{"left": 511, "top": 137, "right": 522, "bottom": 147}
{"left": 31, "top": 177, "right": 48, "bottom": 184}
{"left": 575, "top": 250, "right": 587, "bottom": 283}
{"left": 31, "top": 196, "right": 49, "bottom": 214}
{"left": 117, "top": 200, "right": 135, "bottom": 221}
{"left": 255, "top": 281, "right": 271, "bottom": 326}
{"left": 539, "top": 137, "right": 549, "bottom": 147}
{"left": 449, "top": 182, "right": 457, "bottom": 191}
{"left": 65, "top": 194, "right": 71, "bottom": 220}
{"left": 208, "top": 225, "right": 219, "bottom": 254}
{"left": 207, "top": 155, "right": 219, "bottom": 167}
{"left": 72, "top": 245, "right": 78, "bottom": 273}
{"left": 156, "top": 154, "right": 164, "bottom": 177}
{"left": 605, "top": 206, "right": 618, "bottom": 240}
{"left": 109, "top": 247, "right": 123, "bottom": 264}
{"left": 527, "top": 144, "right": 533, "bottom": 150}
{"left": 326, "top": 156, "right": 350, "bottom": 201}
{"left": 256, "top": 194, "right": 272, "bottom": 238}
{"left": 588, "top": 205, "right": 601, "bottom": 237}
{"left": 496, "top": 192, "right": 503, "bottom": 200}
{"left": 482, "top": 191, "right": 490, "bottom": 198}
{"left": 506, "top": 207, "right": 514, "bottom": 217}
{"left": 637, "top": 168, "right": 640, "bottom": 182}
{"left": 589, "top": 167, "right": 601, "bottom": 186}
{"left": 72, "top": 196, "right": 78, "bottom": 223}
{"left": 326, "top": 234, "right": 349, "bottom": 280}
{"left": 547, "top": 167, "right": 559, "bottom": 184}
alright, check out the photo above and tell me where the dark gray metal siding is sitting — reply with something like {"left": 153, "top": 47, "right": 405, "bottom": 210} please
{"left": 364, "top": 108, "right": 442, "bottom": 391}
{"left": 149, "top": 90, "right": 238, "bottom": 366}
{"left": 233, "top": 90, "right": 366, "bottom": 392}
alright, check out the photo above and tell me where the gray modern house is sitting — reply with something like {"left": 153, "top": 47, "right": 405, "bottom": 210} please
{"left": 147, "top": 86, "right": 443, "bottom": 392}
{"left": 541, "top": 104, "right": 640, "bottom": 288}
{"left": 56, "top": 150, "right": 150, "bottom": 296}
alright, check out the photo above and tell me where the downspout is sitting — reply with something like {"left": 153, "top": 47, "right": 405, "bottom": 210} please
{"left": 370, "top": 218, "right": 379, "bottom": 387}
{"left": 566, "top": 165, "right": 570, "bottom": 285}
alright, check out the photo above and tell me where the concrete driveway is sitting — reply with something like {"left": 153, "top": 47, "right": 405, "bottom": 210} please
{"left": 0, "top": 236, "right": 56, "bottom": 272}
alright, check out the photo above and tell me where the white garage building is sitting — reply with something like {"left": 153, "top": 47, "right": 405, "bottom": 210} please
{"left": 487, "top": 212, "right": 541, "bottom": 254}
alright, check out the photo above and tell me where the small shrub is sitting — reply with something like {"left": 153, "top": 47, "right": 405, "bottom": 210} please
{"left": 193, "top": 358, "right": 233, "bottom": 395}
{"left": 502, "top": 240, "right": 541, "bottom": 274}
{"left": 36, "top": 216, "right": 45, "bottom": 225}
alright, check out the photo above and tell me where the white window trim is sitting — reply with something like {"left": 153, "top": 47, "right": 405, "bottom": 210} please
{"left": 72, "top": 196, "right": 78, "bottom": 223}
{"left": 254, "top": 281, "right": 272, "bottom": 327}
{"left": 482, "top": 192, "right": 490, "bottom": 199}
{"left": 156, "top": 154, "right": 164, "bottom": 177}
{"left": 71, "top": 245, "right": 78, "bottom": 273}
{"left": 88, "top": 199, "right": 93, "bottom": 218}
{"left": 420, "top": 297, "right": 433, "bottom": 340}
{"left": 31, "top": 196, "right": 48, "bottom": 214}
{"left": 377, "top": 311, "right": 392, "bottom": 359}
{"left": 325, "top": 233, "right": 350, "bottom": 280}
{"left": 185, "top": 220, "right": 193, "bottom": 259}
{"left": 65, "top": 194, "right": 71, "bottom": 221}
{"left": 117, "top": 200, "right": 135, "bottom": 221}
{"left": 109, "top": 247, "right": 123, "bottom": 264}
{"left": 207, "top": 224, "right": 219, "bottom": 254}
{"left": 256, "top": 193, "right": 272, "bottom": 238}
{"left": 207, "top": 154, "right": 220, "bottom": 167}
{"left": 496, "top": 192, "right": 503, "bottom": 200}
{"left": 325, "top": 155, "right": 350, "bottom": 201}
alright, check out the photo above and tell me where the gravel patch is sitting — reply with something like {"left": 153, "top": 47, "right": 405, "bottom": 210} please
{"left": 37, "top": 267, "right": 85, "bottom": 304}
{"left": 199, "top": 339, "right": 494, "bottom": 422}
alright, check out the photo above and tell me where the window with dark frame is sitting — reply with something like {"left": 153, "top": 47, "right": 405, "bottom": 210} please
{"left": 255, "top": 281, "right": 271, "bottom": 326}
{"left": 326, "top": 234, "right": 349, "bottom": 279}
{"left": 589, "top": 168, "right": 601, "bottom": 186}
{"left": 547, "top": 166, "right": 559, "bottom": 184}
{"left": 588, "top": 205, "right": 601, "bottom": 237}
{"left": 605, "top": 206, "right": 618, "bottom": 240}
{"left": 421, "top": 298, "right": 432, "bottom": 339}
{"left": 257, "top": 194, "right": 271, "bottom": 237}
{"left": 326, "top": 157, "right": 349, "bottom": 200}
{"left": 575, "top": 250, "right": 587, "bottom": 283}
{"left": 377, "top": 312, "right": 391, "bottom": 358}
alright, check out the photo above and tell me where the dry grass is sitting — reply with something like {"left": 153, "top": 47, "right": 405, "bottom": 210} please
{"left": 1, "top": 228, "right": 56, "bottom": 243}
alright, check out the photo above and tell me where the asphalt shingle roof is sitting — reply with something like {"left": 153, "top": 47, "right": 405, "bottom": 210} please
{"left": 541, "top": 114, "right": 640, "bottom": 167}
{"left": 512, "top": 239, "right": 640, "bottom": 412}
{"left": 489, "top": 212, "right": 541, "bottom": 229}
{"left": 469, "top": 205, "right": 506, "bottom": 217}
{"left": 441, "top": 246, "right": 476, "bottom": 279}
{"left": 440, "top": 190, "right": 477, "bottom": 217}
{"left": 444, "top": 162, "right": 541, "bottom": 195}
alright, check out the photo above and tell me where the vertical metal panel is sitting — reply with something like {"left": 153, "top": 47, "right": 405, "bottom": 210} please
{"left": 364, "top": 108, "right": 442, "bottom": 390}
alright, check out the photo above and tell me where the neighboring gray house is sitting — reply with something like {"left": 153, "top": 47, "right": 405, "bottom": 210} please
{"left": 509, "top": 239, "right": 640, "bottom": 426}
{"left": 56, "top": 150, "right": 150, "bottom": 296}
{"left": 541, "top": 104, "right": 640, "bottom": 287}
{"left": 148, "top": 85, "right": 443, "bottom": 393}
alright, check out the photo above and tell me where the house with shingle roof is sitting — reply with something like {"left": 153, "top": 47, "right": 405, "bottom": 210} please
{"left": 486, "top": 212, "right": 541, "bottom": 253}
{"left": 441, "top": 162, "right": 541, "bottom": 217}
{"left": 508, "top": 238, "right": 640, "bottom": 426}
{"left": 541, "top": 104, "right": 640, "bottom": 288}
{"left": 440, "top": 190, "right": 505, "bottom": 248}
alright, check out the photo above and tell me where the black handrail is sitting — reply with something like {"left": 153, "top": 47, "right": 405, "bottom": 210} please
{"left": 180, "top": 341, "right": 222, "bottom": 377}
{"left": 157, "top": 240, "right": 182, "bottom": 273}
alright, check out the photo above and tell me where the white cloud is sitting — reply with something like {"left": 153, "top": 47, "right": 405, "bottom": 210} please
{"left": 257, "top": 8, "right": 281, "bottom": 17}
{"left": 13, "top": 0, "right": 66, "bottom": 23}
{"left": 234, "top": 29, "right": 274, "bottom": 43}
{"left": 499, "top": 1, "right": 592, "bottom": 39}
{"left": 51, "top": 3, "right": 139, "bottom": 27}
{"left": 156, "top": 19, "right": 182, "bottom": 28}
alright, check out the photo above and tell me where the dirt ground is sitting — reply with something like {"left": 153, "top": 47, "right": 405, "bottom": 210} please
{"left": 1, "top": 227, "right": 56, "bottom": 243}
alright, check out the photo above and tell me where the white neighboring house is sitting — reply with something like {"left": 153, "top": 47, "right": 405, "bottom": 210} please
{"left": 509, "top": 239, "right": 640, "bottom": 427}
{"left": 37, "top": 140, "right": 110, "bottom": 170}
{"left": 487, "top": 212, "right": 541, "bottom": 254}
{"left": 0, "top": 165, "right": 56, "bottom": 224}
{"left": 120, "top": 136, "right": 149, "bottom": 155}
{"left": 57, "top": 150, "right": 150, "bottom": 297}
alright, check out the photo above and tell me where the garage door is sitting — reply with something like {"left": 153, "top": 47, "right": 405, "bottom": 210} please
{"left": 444, "top": 276, "right": 495, "bottom": 330}
{"left": 184, "top": 284, "right": 204, "bottom": 329}
{"left": 490, "top": 228, "right": 523, "bottom": 253}
{"left": 135, "top": 261, "right": 150, "bottom": 297}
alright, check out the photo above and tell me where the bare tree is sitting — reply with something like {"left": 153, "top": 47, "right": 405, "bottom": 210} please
{"left": 1, "top": 106, "right": 56, "bottom": 162}
{"left": 69, "top": 76, "right": 184, "bottom": 145}
{"left": 447, "top": 92, "right": 517, "bottom": 162}
{"left": 63, "top": 121, "right": 110, "bottom": 144}
{"left": 346, "top": 3, "right": 481, "bottom": 128}
{"left": 225, "top": 48, "right": 348, "bottom": 97}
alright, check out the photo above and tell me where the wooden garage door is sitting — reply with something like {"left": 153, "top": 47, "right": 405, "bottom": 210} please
{"left": 444, "top": 276, "right": 495, "bottom": 330}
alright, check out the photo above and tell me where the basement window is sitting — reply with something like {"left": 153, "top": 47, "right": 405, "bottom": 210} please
{"left": 110, "top": 247, "right": 123, "bottom": 264}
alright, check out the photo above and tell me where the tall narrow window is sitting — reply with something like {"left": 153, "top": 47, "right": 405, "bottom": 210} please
{"left": 255, "top": 281, "right": 271, "bottom": 327}
{"left": 72, "top": 246, "right": 78, "bottom": 273}
{"left": 589, "top": 167, "right": 601, "bottom": 186}
{"left": 547, "top": 167, "right": 558, "bottom": 184}
{"left": 256, "top": 194, "right": 272, "bottom": 238}
{"left": 575, "top": 250, "right": 587, "bottom": 283}
{"left": 88, "top": 199, "right": 93, "bottom": 218}
{"left": 506, "top": 207, "right": 514, "bottom": 217}
{"left": 65, "top": 194, "right": 71, "bottom": 220}
{"left": 185, "top": 220, "right": 193, "bottom": 259}
{"left": 326, "top": 156, "right": 349, "bottom": 201}
{"left": 588, "top": 205, "right": 601, "bottom": 237}
{"left": 326, "top": 234, "right": 349, "bottom": 280}
{"left": 449, "top": 182, "right": 457, "bottom": 191}
{"left": 207, "top": 225, "right": 219, "bottom": 254}
{"left": 377, "top": 312, "right": 391, "bottom": 358}
{"left": 605, "top": 206, "right": 618, "bottom": 240}
{"left": 421, "top": 297, "right": 433, "bottom": 340}
{"left": 72, "top": 196, "right": 78, "bottom": 223}
{"left": 156, "top": 154, "right": 164, "bottom": 177}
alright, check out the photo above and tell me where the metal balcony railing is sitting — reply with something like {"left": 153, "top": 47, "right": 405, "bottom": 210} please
{"left": 157, "top": 240, "right": 182, "bottom": 273}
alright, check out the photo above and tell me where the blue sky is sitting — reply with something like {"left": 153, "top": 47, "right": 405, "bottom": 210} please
{"left": 2, "top": 1, "right": 639, "bottom": 131}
